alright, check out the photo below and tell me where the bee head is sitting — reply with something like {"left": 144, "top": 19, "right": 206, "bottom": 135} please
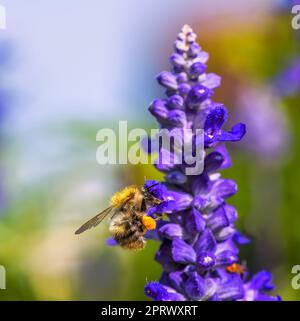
{"left": 142, "top": 183, "right": 161, "bottom": 206}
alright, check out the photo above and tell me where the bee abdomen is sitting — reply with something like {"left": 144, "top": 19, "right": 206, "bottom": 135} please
{"left": 121, "top": 237, "right": 145, "bottom": 250}
{"left": 113, "top": 225, "right": 145, "bottom": 250}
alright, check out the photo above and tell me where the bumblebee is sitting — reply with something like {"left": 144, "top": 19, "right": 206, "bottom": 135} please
{"left": 75, "top": 183, "right": 161, "bottom": 250}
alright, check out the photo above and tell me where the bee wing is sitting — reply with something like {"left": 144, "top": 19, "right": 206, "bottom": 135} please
{"left": 75, "top": 206, "right": 114, "bottom": 235}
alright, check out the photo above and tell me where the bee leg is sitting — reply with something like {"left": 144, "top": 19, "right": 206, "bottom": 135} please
{"left": 140, "top": 198, "right": 147, "bottom": 212}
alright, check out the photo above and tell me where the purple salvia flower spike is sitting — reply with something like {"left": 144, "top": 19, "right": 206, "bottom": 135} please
{"left": 143, "top": 25, "right": 279, "bottom": 301}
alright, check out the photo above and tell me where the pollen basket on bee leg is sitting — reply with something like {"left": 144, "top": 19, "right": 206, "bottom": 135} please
{"left": 141, "top": 215, "right": 156, "bottom": 230}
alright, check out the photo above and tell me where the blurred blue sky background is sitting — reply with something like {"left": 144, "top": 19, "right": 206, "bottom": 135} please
{"left": 3, "top": 0, "right": 275, "bottom": 182}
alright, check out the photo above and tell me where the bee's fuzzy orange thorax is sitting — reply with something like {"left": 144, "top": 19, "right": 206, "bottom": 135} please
{"left": 141, "top": 215, "right": 156, "bottom": 230}
{"left": 110, "top": 186, "right": 138, "bottom": 207}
